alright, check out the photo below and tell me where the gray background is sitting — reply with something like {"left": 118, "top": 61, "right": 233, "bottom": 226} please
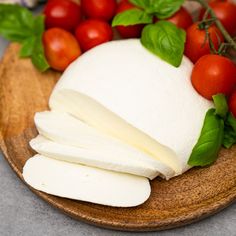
{"left": 0, "top": 34, "right": 236, "bottom": 236}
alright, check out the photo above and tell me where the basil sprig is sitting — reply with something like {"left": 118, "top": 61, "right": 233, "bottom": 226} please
{"left": 126, "top": 0, "right": 184, "bottom": 19}
{"left": 188, "top": 94, "right": 236, "bottom": 167}
{"left": 0, "top": 4, "right": 49, "bottom": 72}
{"left": 188, "top": 109, "right": 224, "bottom": 167}
{"left": 141, "top": 21, "right": 186, "bottom": 67}
{"left": 223, "top": 113, "right": 236, "bottom": 148}
{"left": 214, "top": 94, "right": 236, "bottom": 149}
{"left": 112, "top": 0, "right": 184, "bottom": 26}
{"left": 112, "top": 0, "right": 185, "bottom": 67}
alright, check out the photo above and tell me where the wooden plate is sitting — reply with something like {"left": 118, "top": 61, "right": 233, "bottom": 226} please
{"left": 0, "top": 43, "right": 236, "bottom": 232}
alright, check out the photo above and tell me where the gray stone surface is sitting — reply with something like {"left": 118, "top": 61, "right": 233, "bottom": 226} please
{"left": 0, "top": 35, "right": 235, "bottom": 236}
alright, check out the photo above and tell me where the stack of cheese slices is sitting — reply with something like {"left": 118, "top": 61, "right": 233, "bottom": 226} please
{"left": 23, "top": 39, "right": 212, "bottom": 207}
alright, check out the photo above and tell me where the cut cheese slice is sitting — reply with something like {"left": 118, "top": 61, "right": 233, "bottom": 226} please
{"left": 23, "top": 155, "right": 150, "bottom": 207}
{"left": 33, "top": 111, "right": 174, "bottom": 179}
{"left": 49, "top": 39, "right": 212, "bottom": 174}
{"left": 30, "top": 135, "right": 174, "bottom": 180}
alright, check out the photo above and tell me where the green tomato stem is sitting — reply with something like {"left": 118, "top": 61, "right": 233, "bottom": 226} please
{"left": 191, "top": 0, "right": 236, "bottom": 51}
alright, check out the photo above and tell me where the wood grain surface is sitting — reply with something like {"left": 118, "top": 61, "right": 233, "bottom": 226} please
{"left": 0, "top": 43, "right": 235, "bottom": 232}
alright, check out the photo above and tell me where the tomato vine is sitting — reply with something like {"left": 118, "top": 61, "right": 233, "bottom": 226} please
{"left": 191, "top": 0, "right": 236, "bottom": 50}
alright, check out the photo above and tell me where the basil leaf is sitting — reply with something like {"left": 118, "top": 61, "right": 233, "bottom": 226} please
{"left": 30, "top": 15, "right": 49, "bottom": 71}
{"left": 188, "top": 109, "right": 224, "bottom": 167}
{"left": 112, "top": 9, "right": 152, "bottom": 27}
{"left": 212, "top": 94, "right": 228, "bottom": 118}
{"left": 0, "top": 18, "right": 33, "bottom": 42}
{"left": 0, "top": 4, "right": 34, "bottom": 29}
{"left": 0, "top": 4, "right": 34, "bottom": 42}
{"left": 33, "top": 15, "right": 45, "bottom": 35}
{"left": 31, "top": 37, "right": 50, "bottom": 72}
{"left": 19, "top": 36, "right": 36, "bottom": 57}
{"left": 129, "top": 0, "right": 184, "bottom": 19}
{"left": 19, "top": 15, "right": 45, "bottom": 58}
{"left": 223, "top": 126, "right": 236, "bottom": 148}
{"left": 141, "top": 21, "right": 186, "bottom": 67}
{"left": 152, "top": 0, "right": 184, "bottom": 19}
{"left": 226, "top": 112, "right": 236, "bottom": 132}
{"left": 0, "top": 4, "right": 49, "bottom": 72}
{"left": 223, "top": 113, "right": 236, "bottom": 148}
{"left": 129, "top": 0, "right": 151, "bottom": 9}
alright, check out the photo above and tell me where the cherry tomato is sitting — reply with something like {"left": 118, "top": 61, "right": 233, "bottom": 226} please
{"left": 199, "top": 2, "right": 236, "bottom": 36}
{"left": 191, "top": 54, "right": 236, "bottom": 100}
{"left": 184, "top": 22, "right": 224, "bottom": 63}
{"left": 81, "top": 0, "right": 117, "bottom": 21}
{"left": 44, "top": 0, "right": 81, "bottom": 32}
{"left": 166, "top": 7, "right": 193, "bottom": 30}
{"left": 229, "top": 90, "right": 236, "bottom": 117}
{"left": 75, "top": 19, "right": 113, "bottom": 52}
{"left": 209, "top": 0, "right": 228, "bottom": 2}
{"left": 115, "top": 1, "right": 144, "bottom": 38}
{"left": 43, "top": 28, "right": 81, "bottom": 72}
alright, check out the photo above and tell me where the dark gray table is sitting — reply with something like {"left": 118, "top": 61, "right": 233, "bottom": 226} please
{"left": 0, "top": 37, "right": 235, "bottom": 236}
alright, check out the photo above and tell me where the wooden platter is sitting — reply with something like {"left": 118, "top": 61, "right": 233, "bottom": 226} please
{"left": 0, "top": 43, "right": 236, "bottom": 231}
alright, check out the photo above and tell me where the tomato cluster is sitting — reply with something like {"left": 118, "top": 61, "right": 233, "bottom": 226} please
{"left": 42, "top": 0, "right": 236, "bottom": 117}
{"left": 42, "top": 0, "right": 194, "bottom": 72}
{"left": 184, "top": 0, "right": 236, "bottom": 117}
{"left": 43, "top": 0, "right": 117, "bottom": 72}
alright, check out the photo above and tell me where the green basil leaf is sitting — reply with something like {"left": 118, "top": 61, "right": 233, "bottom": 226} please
{"left": 31, "top": 37, "right": 50, "bottom": 72}
{"left": 226, "top": 112, "right": 236, "bottom": 132}
{"left": 188, "top": 109, "right": 224, "bottom": 167}
{"left": 223, "top": 126, "right": 236, "bottom": 148}
{"left": 128, "top": 0, "right": 151, "bottom": 9}
{"left": 223, "top": 113, "right": 236, "bottom": 148}
{"left": 212, "top": 94, "right": 228, "bottom": 118}
{"left": 152, "top": 0, "right": 184, "bottom": 19}
{"left": 19, "top": 36, "right": 36, "bottom": 57}
{"left": 129, "top": 0, "right": 184, "bottom": 19}
{"left": 0, "top": 19, "right": 33, "bottom": 42}
{"left": 0, "top": 4, "right": 34, "bottom": 29}
{"left": 141, "top": 21, "right": 186, "bottom": 67}
{"left": 31, "top": 15, "right": 49, "bottom": 71}
{"left": 0, "top": 4, "right": 49, "bottom": 71}
{"left": 0, "top": 4, "right": 34, "bottom": 42}
{"left": 112, "top": 9, "right": 152, "bottom": 27}
{"left": 33, "top": 15, "right": 45, "bottom": 35}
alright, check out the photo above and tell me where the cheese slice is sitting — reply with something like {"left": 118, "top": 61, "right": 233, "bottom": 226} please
{"left": 23, "top": 155, "right": 150, "bottom": 207}
{"left": 49, "top": 39, "right": 212, "bottom": 174}
{"left": 33, "top": 111, "right": 174, "bottom": 179}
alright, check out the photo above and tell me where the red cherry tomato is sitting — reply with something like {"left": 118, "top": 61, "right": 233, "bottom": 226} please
{"left": 166, "top": 7, "right": 193, "bottom": 30}
{"left": 229, "top": 90, "right": 236, "bottom": 117}
{"left": 191, "top": 54, "right": 236, "bottom": 100}
{"left": 199, "top": 2, "right": 236, "bottom": 36}
{"left": 44, "top": 0, "right": 81, "bottom": 32}
{"left": 75, "top": 19, "right": 113, "bottom": 52}
{"left": 184, "top": 22, "right": 224, "bottom": 63}
{"left": 210, "top": 0, "right": 228, "bottom": 2}
{"left": 43, "top": 28, "right": 81, "bottom": 72}
{"left": 81, "top": 0, "right": 117, "bottom": 21}
{"left": 115, "top": 1, "right": 144, "bottom": 38}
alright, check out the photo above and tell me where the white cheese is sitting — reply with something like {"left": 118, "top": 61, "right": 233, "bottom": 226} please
{"left": 49, "top": 39, "right": 212, "bottom": 174}
{"left": 23, "top": 155, "right": 150, "bottom": 207}
{"left": 33, "top": 111, "right": 174, "bottom": 179}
